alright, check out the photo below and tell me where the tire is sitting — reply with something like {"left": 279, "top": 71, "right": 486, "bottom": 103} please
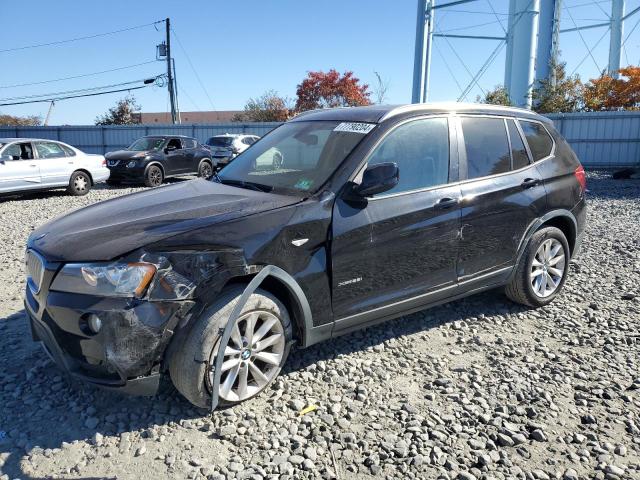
{"left": 198, "top": 159, "right": 214, "bottom": 180}
{"left": 144, "top": 165, "right": 163, "bottom": 187}
{"left": 67, "top": 171, "right": 91, "bottom": 196}
{"left": 505, "top": 226, "right": 570, "bottom": 307}
{"left": 169, "top": 287, "right": 292, "bottom": 409}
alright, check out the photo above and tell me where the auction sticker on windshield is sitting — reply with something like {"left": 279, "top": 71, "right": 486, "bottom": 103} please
{"left": 333, "top": 122, "right": 376, "bottom": 134}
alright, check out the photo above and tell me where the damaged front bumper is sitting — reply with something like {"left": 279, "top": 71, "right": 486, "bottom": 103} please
{"left": 23, "top": 249, "right": 216, "bottom": 396}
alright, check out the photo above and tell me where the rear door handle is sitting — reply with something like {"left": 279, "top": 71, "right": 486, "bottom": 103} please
{"left": 435, "top": 197, "right": 459, "bottom": 210}
{"left": 521, "top": 178, "right": 540, "bottom": 189}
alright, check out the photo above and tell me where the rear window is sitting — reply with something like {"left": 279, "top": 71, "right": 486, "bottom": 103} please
{"left": 207, "top": 137, "right": 234, "bottom": 147}
{"left": 461, "top": 117, "right": 510, "bottom": 179}
{"left": 519, "top": 120, "right": 554, "bottom": 161}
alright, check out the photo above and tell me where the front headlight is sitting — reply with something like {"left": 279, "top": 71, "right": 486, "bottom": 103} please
{"left": 51, "top": 262, "right": 156, "bottom": 297}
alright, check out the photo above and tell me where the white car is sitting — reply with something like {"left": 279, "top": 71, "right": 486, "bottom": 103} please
{"left": 0, "top": 138, "right": 110, "bottom": 196}
{"left": 204, "top": 134, "right": 260, "bottom": 168}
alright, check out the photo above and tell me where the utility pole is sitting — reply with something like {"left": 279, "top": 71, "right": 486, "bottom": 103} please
{"left": 44, "top": 100, "right": 55, "bottom": 126}
{"left": 165, "top": 17, "right": 178, "bottom": 124}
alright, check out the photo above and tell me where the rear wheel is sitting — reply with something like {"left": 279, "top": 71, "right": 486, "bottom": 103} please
{"left": 198, "top": 159, "right": 213, "bottom": 179}
{"left": 67, "top": 171, "right": 91, "bottom": 196}
{"left": 144, "top": 165, "right": 163, "bottom": 187}
{"left": 169, "top": 287, "right": 292, "bottom": 408}
{"left": 505, "top": 226, "right": 570, "bottom": 307}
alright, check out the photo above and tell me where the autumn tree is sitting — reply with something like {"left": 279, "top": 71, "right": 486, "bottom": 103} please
{"left": 0, "top": 113, "right": 41, "bottom": 126}
{"left": 233, "top": 90, "right": 292, "bottom": 122}
{"left": 95, "top": 95, "right": 141, "bottom": 125}
{"left": 583, "top": 66, "right": 640, "bottom": 111}
{"left": 295, "top": 69, "right": 371, "bottom": 111}
{"left": 478, "top": 86, "right": 512, "bottom": 106}
{"left": 532, "top": 61, "right": 583, "bottom": 113}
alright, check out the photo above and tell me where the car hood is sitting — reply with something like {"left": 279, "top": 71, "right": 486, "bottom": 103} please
{"left": 105, "top": 150, "right": 154, "bottom": 161}
{"left": 29, "top": 179, "right": 302, "bottom": 262}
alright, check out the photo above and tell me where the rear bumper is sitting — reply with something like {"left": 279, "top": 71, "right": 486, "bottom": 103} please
{"left": 91, "top": 167, "right": 111, "bottom": 184}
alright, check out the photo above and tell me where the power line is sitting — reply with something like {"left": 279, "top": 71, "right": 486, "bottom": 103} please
{"left": 0, "top": 85, "right": 151, "bottom": 106}
{"left": 170, "top": 27, "right": 216, "bottom": 111}
{"left": 0, "top": 77, "right": 161, "bottom": 102}
{"left": 0, "top": 60, "right": 158, "bottom": 89}
{"left": 0, "top": 21, "right": 164, "bottom": 53}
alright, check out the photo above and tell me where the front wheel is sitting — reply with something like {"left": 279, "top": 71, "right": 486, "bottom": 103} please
{"left": 144, "top": 165, "right": 164, "bottom": 187}
{"left": 67, "top": 171, "right": 91, "bottom": 196}
{"left": 505, "top": 226, "right": 570, "bottom": 307}
{"left": 169, "top": 287, "right": 292, "bottom": 408}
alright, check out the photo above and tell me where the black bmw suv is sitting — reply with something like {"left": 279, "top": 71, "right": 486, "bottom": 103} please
{"left": 25, "top": 104, "right": 586, "bottom": 409}
{"left": 105, "top": 135, "right": 214, "bottom": 187}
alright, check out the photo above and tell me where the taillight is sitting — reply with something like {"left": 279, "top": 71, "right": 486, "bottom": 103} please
{"left": 574, "top": 165, "right": 586, "bottom": 192}
{"left": 102, "top": 159, "right": 107, "bottom": 167}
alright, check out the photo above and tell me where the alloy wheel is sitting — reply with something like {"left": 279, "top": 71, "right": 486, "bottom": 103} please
{"left": 207, "top": 310, "right": 285, "bottom": 402}
{"left": 530, "top": 238, "right": 566, "bottom": 298}
{"left": 149, "top": 167, "right": 162, "bottom": 186}
{"left": 200, "top": 162, "right": 213, "bottom": 179}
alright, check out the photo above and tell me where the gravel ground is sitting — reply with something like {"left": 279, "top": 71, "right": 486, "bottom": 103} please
{"left": 0, "top": 171, "right": 639, "bottom": 480}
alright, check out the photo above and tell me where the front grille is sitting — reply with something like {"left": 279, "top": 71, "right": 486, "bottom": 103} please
{"left": 107, "top": 160, "right": 120, "bottom": 167}
{"left": 25, "top": 249, "right": 45, "bottom": 294}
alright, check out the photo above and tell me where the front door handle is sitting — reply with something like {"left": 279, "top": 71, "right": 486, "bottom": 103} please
{"left": 29, "top": 164, "right": 38, "bottom": 168}
{"left": 435, "top": 197, "right": 459, "bottom": 210}
{"left": 521, "top": 178, "right": 540, "bottom": 189}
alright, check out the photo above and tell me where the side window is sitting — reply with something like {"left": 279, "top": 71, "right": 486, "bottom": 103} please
{"left": 461, "top": 117, "right": 510, "bottom": 179}
{"left": 507, "top": 120, "right": 530, "bottom": 170}
{"left": 61, "top": 144, "right": 76, "bottom": 157}
{"left": 367, "top": 117, "right": 449, "bottom": 195}
{"left": 166, "top": 138, "right": 182, "bottom": 150}
{"left": 35, "top": 141, "right": 65, "bottom": 159}
{"left": 519, "top": 120, "right": 553, "bottom": 161}
{"left": 3, "top": 143, "right": 22, "bottom": 160}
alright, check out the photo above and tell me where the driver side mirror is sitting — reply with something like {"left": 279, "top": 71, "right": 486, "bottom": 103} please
{"left": 0, "top": 154, "right": 12, "bottom": 164}
{"left": 353, "top": 162, "right": 399, "bottom": 197}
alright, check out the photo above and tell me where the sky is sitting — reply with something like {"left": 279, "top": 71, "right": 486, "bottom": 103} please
{"left": 1, "top": 0, "right": 639, "bottom": 125}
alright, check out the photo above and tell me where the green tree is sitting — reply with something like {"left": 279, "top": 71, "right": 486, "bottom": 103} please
{"left": 233, "top": 90, "right": 292, "bottom": 122}
{"left": 0, "top": 113, "right": 41, "bottom": 126}
{"left": 95, "top": 95, "right": 141, "bottom": 125}
{"left": 478, "top": 85, "right": 512, "bottom": 106}
{"left": 532, "top": 61, "right": 583, "bottom": 113}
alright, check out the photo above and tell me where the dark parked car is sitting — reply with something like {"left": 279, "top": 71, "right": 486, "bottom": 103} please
{"left": 25, "top": 103, "right": 586, "bottom": 409}
{"left": 105, "top": 135, "right": 214, "bottom": 187}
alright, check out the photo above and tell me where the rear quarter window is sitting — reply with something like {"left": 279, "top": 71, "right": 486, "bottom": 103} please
{"left": 519, "top": 120, "right": 554, "bottom": 161}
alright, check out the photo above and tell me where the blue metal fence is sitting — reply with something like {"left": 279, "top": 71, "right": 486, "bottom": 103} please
{"left": 0, "top": 123, "right": 282, "bottom": 155}
{"left": 546, "top": 111, "right": 639, "bottom": 167}
{"left": 1, "top": 111, "right": 639, "bottom": 167}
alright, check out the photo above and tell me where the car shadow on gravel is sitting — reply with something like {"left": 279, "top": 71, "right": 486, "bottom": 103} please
{"left": 0, "top": 288, "right": 528, "bottom": 479}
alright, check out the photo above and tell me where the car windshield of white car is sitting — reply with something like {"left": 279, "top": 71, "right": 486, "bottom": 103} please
{"left": 128, "top": 138, "right": 164, "bottom": 151}
{"left": 216, "top": 121, "right": 374, "bottom": 195}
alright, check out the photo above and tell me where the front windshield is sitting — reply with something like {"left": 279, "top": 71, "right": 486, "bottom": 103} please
{"left": 217, "top": 121, "right": 373, "bottom": 195}
{"left": 128, "top": 137, "right": 165, "bottom": 151}
{"left": 207, "top": 137, "right": 234, "bottom": 147}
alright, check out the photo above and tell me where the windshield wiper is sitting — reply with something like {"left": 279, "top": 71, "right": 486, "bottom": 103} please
{"left": 215, "top": 177, "right": 273, "bottom": 193}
